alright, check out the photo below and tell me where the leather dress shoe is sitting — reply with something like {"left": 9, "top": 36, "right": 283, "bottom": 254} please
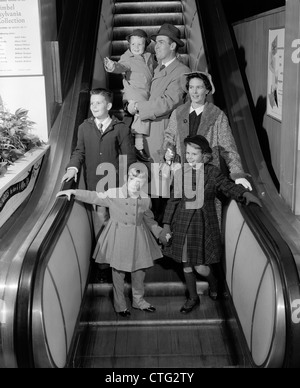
{"left": 133, "top": 306, "right": 156, "bottom": 313}
{"left": 118, "top": 309, "right": 131, "bottom": 318}
{"left": 135, "top": 148, "right": 151, "bottom": 162}
{"left": 143, "top": 306, "right": 156, "bottom": 313}
{"left": 180, "top": 298, "right": 200, "bottom": 314}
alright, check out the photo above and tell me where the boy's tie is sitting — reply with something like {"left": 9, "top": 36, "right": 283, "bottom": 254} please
{"left": 97, "top": 122, "right": 103, "bottom": 135}
{"left": 159, "top": 64, "right": 166, "bottom": 72}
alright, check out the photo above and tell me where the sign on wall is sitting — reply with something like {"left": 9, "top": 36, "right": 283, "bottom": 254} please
{"left": 267, "top": 28, "right": 285, "bottom": 122}
{"left": 0, "top": 0, "right": 43, "bottom": 76}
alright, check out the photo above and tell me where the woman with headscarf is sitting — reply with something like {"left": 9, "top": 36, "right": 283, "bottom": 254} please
{"left": 162, "top": 71, "right": 252, "bottom": 190}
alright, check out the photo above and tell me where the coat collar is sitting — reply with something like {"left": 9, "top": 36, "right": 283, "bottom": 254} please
{"left": 179, "top": 102, "right": 222, "bottom": 138}
{"left": 87, "top": 115, "right": 122, "bottom": 137}
{"left": 121, "top": 184, "right": 149, "bottom": 200}
{"left": 152, "top": 58, "right": 181, "bottom": 81}
{"left": 122, "top": 49, "right": 152, "bottom": 62}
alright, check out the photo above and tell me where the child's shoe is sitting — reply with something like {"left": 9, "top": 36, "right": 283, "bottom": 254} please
{"left": 118, "top": 309, "right": 131, "bottom": 318}
{"left": 135, "top": 147, "right": 151, "bottom": 162}
{"left": 180, "top": 297, "right": 200, "bottom": 314}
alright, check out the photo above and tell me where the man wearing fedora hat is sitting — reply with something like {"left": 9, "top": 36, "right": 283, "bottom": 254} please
{"left": 128, "top": 23, "right": 190, "bottom": 165}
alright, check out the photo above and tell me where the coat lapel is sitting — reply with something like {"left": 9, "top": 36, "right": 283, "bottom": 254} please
{"left": 181, "top": 103, "right": 190, "bottom": 140}
{"left": 152, "top": 58, "right": 180, "bottom": 81}
{"left": 177, "top": 103, "right": 190, "bottom": 161}
{"left": 204, "top": 164, "right": 210, "bottom": 188}
{"left": 198, "top": 103, "right": 221, "bottom": 136}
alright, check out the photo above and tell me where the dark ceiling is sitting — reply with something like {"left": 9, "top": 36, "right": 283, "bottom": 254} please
{"left": 222, "top": 0, "right": 286, "bottom": 23}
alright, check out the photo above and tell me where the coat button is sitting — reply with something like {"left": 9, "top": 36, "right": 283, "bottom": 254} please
{"left": 184, "top": 119, "right": 188, "bottom": 124}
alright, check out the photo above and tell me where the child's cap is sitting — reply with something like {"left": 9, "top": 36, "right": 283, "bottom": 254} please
{"left": 184, "top": 135, "right": 213, "bottom": 154}
{"left": 126, "top": 29, "right": 151, "bottom": 47}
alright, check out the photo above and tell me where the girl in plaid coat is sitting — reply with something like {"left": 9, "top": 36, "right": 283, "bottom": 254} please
{"left": 161, "top": 135, "right": 261, "bottom": 314}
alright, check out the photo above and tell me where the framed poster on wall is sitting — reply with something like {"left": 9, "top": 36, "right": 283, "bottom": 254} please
{"left": 267, "top": 28, "right": 285, "bottom": 122}
{"left": 0, "top": 0, "right": 43, "bottom": 77}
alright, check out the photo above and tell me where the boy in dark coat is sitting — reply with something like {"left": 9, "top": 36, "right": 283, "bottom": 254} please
{"left": 161, "top": 135, "right": 261, "bottom": 314}
{"left": 62, "top": 88, "right": 136, "bottom": 237}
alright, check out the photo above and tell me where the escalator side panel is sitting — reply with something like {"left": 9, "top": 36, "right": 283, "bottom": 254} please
{"left": 31, "top": 201, "right": 93, "bottom": 368}
{"left": 224, "top": 201, "right": 286, "bottom": 368}
{"left": 12, "top": 0, "right": 102, "bottom": 369}
{"left": 197, "top": 0, "right": 300, "bottom": 367}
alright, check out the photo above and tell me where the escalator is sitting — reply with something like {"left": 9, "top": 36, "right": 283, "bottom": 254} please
{"left": 0, "top": 0, "right": 102, "bottom": 368}
{"left": 1, "top": 0, "right": 299, "bottom": 368}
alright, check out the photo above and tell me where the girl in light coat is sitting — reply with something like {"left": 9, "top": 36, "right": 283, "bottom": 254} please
{"left": 57, "top": 168, "right": 168, "bottom": 318}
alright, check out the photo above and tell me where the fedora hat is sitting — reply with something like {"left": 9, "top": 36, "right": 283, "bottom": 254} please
{"left": 151, "top": 24, "right": 185, "bottom": 48}
{"left": 126, "top": 29, "right": 151, "bottom": 47}
{"left": 181, "top": 71, "right": 216, "bottom": 95}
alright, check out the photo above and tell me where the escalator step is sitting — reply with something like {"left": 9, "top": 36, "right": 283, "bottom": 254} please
{"left": 115, "top": 1, "right": 183, "bottom": 14}
{"left": 74, "top": 325, "right": 237, "bottom": 369}
{"left": 114, "top": 13, "right": 184, "bottom": 27}
{"left": 115, "top": 0, "right": 180, "bottom": 3}
{"left": 113, "top": 25, "right": 186, "bottom": 41}
{"left": 72, "top": 296, "right": 244, "bottom": 369}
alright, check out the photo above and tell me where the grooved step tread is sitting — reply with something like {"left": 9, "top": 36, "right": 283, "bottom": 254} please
{"left": 73, "top": 326, "right": 241, "bottom": 369}
{"left": 113, "top": 13, "right": 184, "bottom": 27}
{"left": 81, "top": 293, "right": 232, "bottom": 326}
{"left": 72, "top": 295, "right": 247, "bottom": 369}
{"left": 115, "top": 2, "right": 183, "bottom": 14}
{"left": 113, "top": 25, "right": 185, "bottom": 40}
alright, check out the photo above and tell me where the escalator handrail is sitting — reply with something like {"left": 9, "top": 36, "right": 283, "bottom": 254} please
{"left": 14, "top": 0, "right": 102, "bottom": 368}
{"left": 196, "top": 0, "right": 300, "bottom": 367}
{"left": 15, "top": 179, "right": 78, "bottom": 368}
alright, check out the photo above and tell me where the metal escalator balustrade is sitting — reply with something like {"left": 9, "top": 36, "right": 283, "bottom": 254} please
{"left": 12, "top": 0, "right": 103, "bottom": 369}
{"left": 196, "top": 0, "right": 300, "bottom": 368}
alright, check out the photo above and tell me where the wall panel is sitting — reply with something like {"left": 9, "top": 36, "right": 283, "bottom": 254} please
{"left": 233, "top": 8, "right": 286, "bottom": 186}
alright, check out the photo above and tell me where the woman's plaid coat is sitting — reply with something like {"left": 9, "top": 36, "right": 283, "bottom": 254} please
{"left": 163, "top": 164, "right": 247, "bottom": 266}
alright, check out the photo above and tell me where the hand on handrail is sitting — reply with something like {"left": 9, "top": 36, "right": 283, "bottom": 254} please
{"left": 243, "top": 192, "right": 262, "bottom": 208}
{"left": 56, "top": 190, "right": 76, "bottom": 202}
{"left": 62, "top": 168, "right": 78, "bottom": 184}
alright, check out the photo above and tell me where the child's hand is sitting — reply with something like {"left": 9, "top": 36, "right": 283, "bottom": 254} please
{"left": 159, "top": 225, "right": 172, "bottom": 246}
{"left": 127, "top": 100, "right": 137, "bottom": 115}
{"left": 165, "top": 148, "right": 175, "bottom": 163}
{"left": 62, "top": 169, "right": 77, "bottom": 183}
{"left": 159, "top": 231, "right": 170, "bottom": 246}
{"left": 243, "top": 192, "right": 262, "bottom": 207}
{"left": 104, "top": 57, "right": 115, "bottom": 72}
{"left": 236, "top": 178, "right": 253, "bottom": 191}
{"left": 56, "top": 190, "right": 76, "bottom": 201}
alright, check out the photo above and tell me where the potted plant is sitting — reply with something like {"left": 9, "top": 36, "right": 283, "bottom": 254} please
{"left": 0, "top": 106, "right": 43, "bottom": 177}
